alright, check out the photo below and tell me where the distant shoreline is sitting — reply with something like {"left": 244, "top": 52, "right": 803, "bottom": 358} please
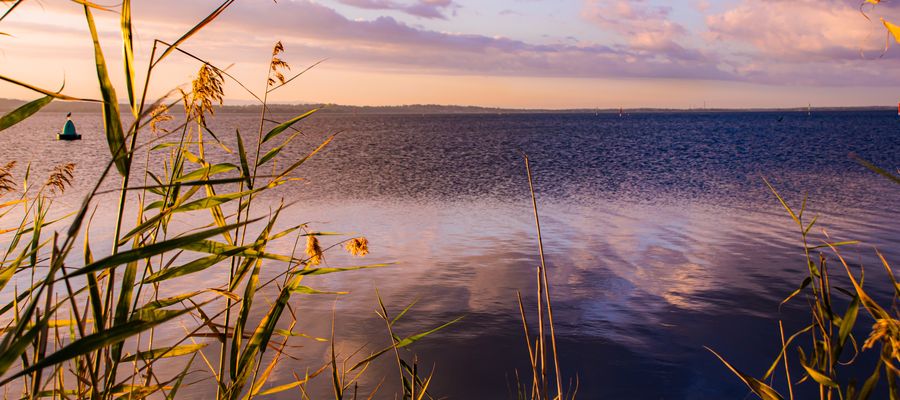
{"left": 0, "top": 97, "right": 894, "bottom": 115}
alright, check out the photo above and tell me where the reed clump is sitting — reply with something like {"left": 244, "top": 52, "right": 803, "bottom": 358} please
{"left": 0, "top": 2, "right": 455, "bottom": 399}
{"left": 709, "top": 165, "right": 900, "bottom": 400}
{"left": 710, "top": 2, "right": 900, "bottom": 395}
{"left": 511, "top": 153, "right": 577, "bottom": 400}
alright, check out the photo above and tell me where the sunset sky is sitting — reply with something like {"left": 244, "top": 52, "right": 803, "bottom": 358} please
{"left": 2, "top": 0, "right": 900, "bottom": 108}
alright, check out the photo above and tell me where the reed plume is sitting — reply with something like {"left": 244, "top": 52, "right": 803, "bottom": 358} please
{"left": 864, "top": 318, "right": 900, "bottom": 363}
{"left": 0, "top": 161, "right": 15, "bottom": 194}
{"left": 306, "top": 234, "right": 324, "bottom": 265}
{"left": 45, "top": 162, "right": 75, "bottom": 194}
{"left": 345, "top": 237, "right": 369, "bottom": 257}
{"left": 187, "top": 64, "right": 224, "bottom": 126}
{"left": 268, "top": 41, "right": 290, "bottom": 87}
{"left": 148, "top": 103, "right": 173, "bottom": 134}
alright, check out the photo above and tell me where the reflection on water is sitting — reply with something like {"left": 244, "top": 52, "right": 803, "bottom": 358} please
{"left": 1, "top": 111, "right": 898, "bottom": 398}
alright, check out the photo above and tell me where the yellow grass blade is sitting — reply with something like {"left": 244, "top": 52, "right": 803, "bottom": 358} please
{"left": 84, "top": 4, "right": 129, "bottom": 176}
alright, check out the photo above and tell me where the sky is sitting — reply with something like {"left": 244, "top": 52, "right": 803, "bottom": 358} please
{"left": 1, "top": 0, "right": 900, "bottom": 108}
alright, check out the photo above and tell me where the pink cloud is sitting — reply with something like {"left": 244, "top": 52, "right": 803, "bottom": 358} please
{"left": 705, "top": 0, "right": 896, "bottom": 61}
{"left": 581, "top": 0, "right": 687, "bottom": 51}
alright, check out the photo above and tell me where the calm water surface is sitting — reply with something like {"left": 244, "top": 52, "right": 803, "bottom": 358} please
{"left": 1, "top": 111, "right": 899, "bottom": 399}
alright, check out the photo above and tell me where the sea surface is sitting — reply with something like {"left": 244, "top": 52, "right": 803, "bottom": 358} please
{"left": 1, "top": 110, "right": 899, "bottom": 399}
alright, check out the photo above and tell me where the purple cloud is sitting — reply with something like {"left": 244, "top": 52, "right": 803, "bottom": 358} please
{"left": 12, "top": 0, "right": 900, "bottom": 87}
{"left": 336, "top": 0, "right": 457, "bottom": 19}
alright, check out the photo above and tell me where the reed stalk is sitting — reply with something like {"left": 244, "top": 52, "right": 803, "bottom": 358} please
{"left": 0, "top": 3, "right": 456, "bottom": 399}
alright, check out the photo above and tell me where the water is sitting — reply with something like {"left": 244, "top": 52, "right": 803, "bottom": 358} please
{"left": 2, "top": 110, "right": 899, "bottom": 398}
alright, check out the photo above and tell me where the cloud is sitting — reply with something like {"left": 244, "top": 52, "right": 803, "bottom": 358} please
{"left": 110, "top": 0, "right": 728, "bottom": 80}
{"left": 582, "top": 0, "right": 687, "bottom": 51}
{"left": 6, "top": 0, "right": 900, "bottom": 98}
{"left": 706, "top": 0, "right": 894, "bottom": 61}
{"left": 336, "top": 0, "right": 457, "bottom": 19}
{"left": 699, "top": 0, "right": 900, "bottom": 85}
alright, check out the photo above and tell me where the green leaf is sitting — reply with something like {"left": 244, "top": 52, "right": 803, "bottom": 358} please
{"left": 857, "top": 358, "right": 882, "bottom": 400}
{"left": 174, "top": 163, "right": 237, "bottom": 183}
{"left": 262, "top": 109, "right": 316, "bottom": 144}
{"left": 0, "top": 95, "right": 52, "bottom": 132}
{"left": 166, "top": 354, "right": 197, "bottom": 400}
{"left": 181, "top": 239, "right": 293, "bottom": 263}
{"left": 0, "top": 75, "right": 96, "bottom": 102}
{"left": 173, "top": 187, "right": 262, "bottom": 213}
{"left": 1, "top": 304, "right": 195, "bottom": 386}
{"left": 295, "top": 263, "right": 391, "bottom": 276}
{"left": 762, "top": 177, "right": 800, "bottom": 228}
{"left": 0, "top": 265, "right": 15, "bottom": 294}
{"left": 706, "top": 347, "right": 785, "bottom": 400}
{"left": 274, "top": 134, "right": 334, "bottom": 181}
{"left": 121, "top": 0, "right": 136, "bottom": 116}
{"left": 290, "top": 286, "right": 349, "bottom": 295}
{"left": 850, "top": 154, "right": 900, "bottom": 185}
{"left": 257, "top": 130, "right": 302, "bottom": 167}
{"left": 236, "top": 129, "right": 252, "bottom": 187}
{"left": 807, "top": 241, "right": 860, "bottom": 250}
{"left": 780, "top": 276, "right": 811, "bottom": 308}
{"left": 134, "top": 291, "right": 203, "bottom": 315}
{"left": 349, "top": 316, "right": 463, "bottom": 372}
{"left": 257, "top": 366, "right": 327, "bottom": 396}
{"left": 835, "top": 296, "right": 859, "bottom": 359}
{"left": 84, "top": 4, "right": 129, "bottom": 176}
{"left": 122, "top": 343, "right": 207, "bottom": 362}
{"left": 0, "top": 304, "right": 58, "bottom": 377}
{"left": 799, "top": 361, "right": 839, "bottom": 388}
{"left": 143, "top": 243, "right": 252, "bottom": 283}
{"left": 63, "top": 219, "right": 257, "bottom": 278}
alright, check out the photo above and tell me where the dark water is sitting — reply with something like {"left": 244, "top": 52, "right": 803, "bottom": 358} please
{"left": 2, "top": 111, "right": 899, "bottom": 399}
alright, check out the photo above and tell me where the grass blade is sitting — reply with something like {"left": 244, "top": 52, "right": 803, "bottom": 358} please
{"left": 84, "top": 4, "right": 129, "bottom": 176}
{"left": 122, "top": 344, "right": 207, "bottom": 362}
{"left": 63, "top": 219, "right": 258, "bottom": 279}
{"left": 121, "top": 0, "right": 136, "bottom": 116}
{"left": 262, "top": 109, "right": 317, "bottom": 144}
{"left": 295, "top": 264, "right": 391, "bottom": 276}
{"left": 349, "top": 316, "right": 463, "bottom": 372}
{"left": 154, "top": 0, "right": 235, "bottom": 65}
{"left": 0, "top": 95, "right": 52, "bottom": 132}
{"left": 0, "top": 75, "right": 97, "bottom": 102}
{"left": 0, "top": 306, "right": 197, "bottom": 386}
{"left": 706, "top": 346, "right": 785, "bottom": 400}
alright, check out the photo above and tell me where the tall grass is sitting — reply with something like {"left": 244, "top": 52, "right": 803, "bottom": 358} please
{"left": 0, "top": 2, "right": 454, "bottom": 398}
{"left": 512, "top": 153, "right": 576, "bottom": 400}
{"left": 709, "top": 164, "right": 900, "bottom": 400}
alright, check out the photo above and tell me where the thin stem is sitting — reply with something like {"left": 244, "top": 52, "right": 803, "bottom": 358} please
{"left": 523, "top": 152, "right": 563, "bottom": 399}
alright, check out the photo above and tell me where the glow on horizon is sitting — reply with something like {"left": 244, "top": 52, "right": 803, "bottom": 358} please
{"left": 1, "top": 0, "right": 900, "bottom": 109}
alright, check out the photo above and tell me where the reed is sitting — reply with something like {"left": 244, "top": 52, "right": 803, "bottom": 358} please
{"left": 512, "top": 152, "right": 577, "bottom": 400}
{"left": 710, "top": 3, "right": 900, "bottom": 397}
{"left": 0, "top": 2, "right": 455, "bottom": 399}
{"left": 709, "top": 164, "right": 900, "bottom": 400}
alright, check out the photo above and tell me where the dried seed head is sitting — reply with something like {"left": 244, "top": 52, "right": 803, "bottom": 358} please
{"left": 149, "top": 104, "right": 173, "bottom": 134}
{"left": 188, "top": 64, "right": 224, "bottom": 126}
{"left": 864, "top": 318, "right": 900, "bottom": 363}
{"left": 46, "top": 163, "right": 75, "bottom": 194}
{"left": 345, "top": 237, "right": 369, "bottom": 257}
{"left": 0, "top": 161, "right": 16, "bottom": 194}
{"left": 305, "top": 235, "right": 323, "bottom": 265}
{"left": 272, "top": 40, "right": 284, "bottom": 56}
{"left": 268, "top": 41, "right": 291, "bottom": 87}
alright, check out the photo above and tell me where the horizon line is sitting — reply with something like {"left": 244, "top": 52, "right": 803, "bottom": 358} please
{"left": 1, "top": 97, "right": 897, "bottom": 112}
